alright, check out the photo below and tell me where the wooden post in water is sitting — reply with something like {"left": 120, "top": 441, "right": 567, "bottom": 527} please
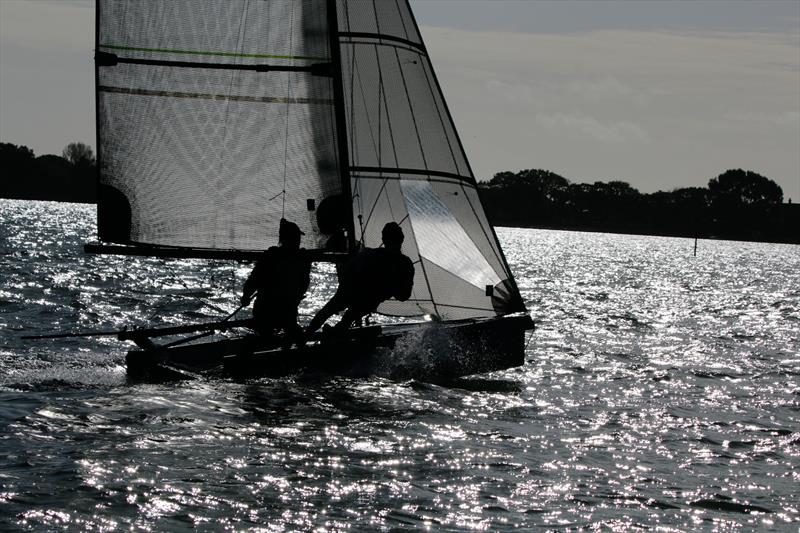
{"left": 694, "top": 236, "right": 698, "bottom": 256}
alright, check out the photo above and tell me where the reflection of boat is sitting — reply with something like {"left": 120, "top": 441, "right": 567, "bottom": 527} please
{"left": 87, "top": 0, "right": 533, "bottom": 381}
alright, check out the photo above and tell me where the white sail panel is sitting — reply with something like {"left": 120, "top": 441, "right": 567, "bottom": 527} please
{"left": 401, "top": 181, "right": 500, "bottom": 291}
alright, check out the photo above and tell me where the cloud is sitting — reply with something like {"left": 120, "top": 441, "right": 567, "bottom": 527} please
{"left": 724, "top": 111, "right": 800, "bottom": 126}
{"left": 420, "top": 25, "right": 799, "bottom": 197}
{"left": 0, "top": 1, "right": 93, "bottom": 53}
{"left": 565, "top": 76, "right": 651, "bottom": 109}
{"left": 536, "top": 112, "right": 650, "bottom": 144}
{"left": 0, "top": 1, "right": 796, "bottom": 198}
{"left": 485, "top": 80, "right": 535, "bottom": 104}
{"left": 566, "top": 76, "right": 635, "bottom": 100}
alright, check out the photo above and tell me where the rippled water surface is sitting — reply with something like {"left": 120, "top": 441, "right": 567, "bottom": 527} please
{"left": 1, "top": 199, "right": 798, "bottom": 531}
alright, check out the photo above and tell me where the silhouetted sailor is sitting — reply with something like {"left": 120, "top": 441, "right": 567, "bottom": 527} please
{"left": 241, "top": 219, "right": 311, "bottom": 341}
{"left": 306, "top": 222, "right": 414, "bottom": 336}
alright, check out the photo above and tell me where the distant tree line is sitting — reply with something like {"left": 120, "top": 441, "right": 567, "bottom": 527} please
{"left": 478, "top": 168, "right": 798, "bottom": 244}
{"left": 0, "top": 142, "right": 96, "bottom": 203}
{"left": 1, "top": 142, "right": 797, "bottom": 243}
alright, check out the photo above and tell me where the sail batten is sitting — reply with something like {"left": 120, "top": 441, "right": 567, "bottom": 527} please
{"left": 99, "top": 85, "right": 335, "bottom": 105}
{"left": 339, "top": 32, "right": 427, "bottom": 53}
{"left": 96, "top": 56, "right": 333, "bottom": 75}
{"left": 99, "top": 44, "right": 329, "bottom": 62}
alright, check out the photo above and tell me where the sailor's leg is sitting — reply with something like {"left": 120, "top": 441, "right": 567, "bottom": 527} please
{"left": 252, "top": 307, "right": 280, "bottom": 341}
{"left": 284, "top": 322, "right": 304, "bottom": 347}
{"left": 277, "top": 311, "right": 304, "bottom": 345}
{"left": 305, "top": 292, "right": 346, "bottom": 335}
{"left": 333, "top": 304, "right": 374, "bottom": 334}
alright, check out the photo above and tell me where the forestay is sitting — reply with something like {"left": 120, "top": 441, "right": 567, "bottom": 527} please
{"left": 336, "top": 0, "right": 524, "bottom": 320}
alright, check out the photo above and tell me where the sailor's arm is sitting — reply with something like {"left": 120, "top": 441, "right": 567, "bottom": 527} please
{"left": 393, "top": 257, "right": 415, "bottom": 302}
{"left": 240, "top": 261, "right": 264, "bottom": 305}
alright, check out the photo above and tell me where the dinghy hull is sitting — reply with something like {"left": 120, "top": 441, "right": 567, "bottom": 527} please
{"left": 125, "top": 314, "right": 533, "bottom": 382}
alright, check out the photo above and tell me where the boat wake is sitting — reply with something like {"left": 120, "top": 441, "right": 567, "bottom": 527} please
{"left": 376, "top": 323, "right": 484, "bottom": 381}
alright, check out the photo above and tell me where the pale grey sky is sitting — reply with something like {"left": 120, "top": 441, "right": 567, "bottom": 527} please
{"left": 1, "top": 0, "right": 798, "bottom": 199}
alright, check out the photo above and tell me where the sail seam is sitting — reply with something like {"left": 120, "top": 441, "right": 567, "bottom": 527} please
{"left": 341, "top": 39, "right": 422, "bottom": 59}
{"left": 379, "top": 300, "right": 494, "bottom": 312}
{"left": 99, "top": 44, "right": 326, "bottom": 61}
{"left": 353, "top": 174, "right": 475, "bottom": 188}
{"left": 434, "top": 303, "right": 495, "bottom": 311}
{"left": 381, "top": 302, "right": 494, "bottom": 313}
{"left": 98, "top": 86, "right": 333, "bottom": 105}
{"left": 394, "top": 0, "right": 412, "bottom": 42}
{"left": 351, "top": 166, "right": 473, "bottom": 183}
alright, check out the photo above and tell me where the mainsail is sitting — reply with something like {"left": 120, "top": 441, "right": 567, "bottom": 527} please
{"left": 94, "top": 0, "right": 525, "bottom": 320}
{"left": 96, "top": 0, "right": 340, "bottom": 250}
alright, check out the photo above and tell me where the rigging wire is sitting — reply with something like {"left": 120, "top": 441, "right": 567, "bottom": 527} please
{"left": 524, "top": 324, "right": 536, "bottom": 352}
{"left": 353, "top": 41, "right": 403, "bottom": 238}
{"left": 343, "top": 5, "right": 363, "bottom": 247}
{"left": 280, "top": 2, "right": 297, "bottom": 220}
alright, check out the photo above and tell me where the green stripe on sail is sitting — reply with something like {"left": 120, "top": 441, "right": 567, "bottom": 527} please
{"left": 99, "top": 85, "right": 334, "bottom": 105}
{"left": 99, "top": 44, "right": 327, "bottom": 62}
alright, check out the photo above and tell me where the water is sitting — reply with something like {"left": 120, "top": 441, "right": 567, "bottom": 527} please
{"left": 1, "top": 199, "right": 798, "bottom": 531}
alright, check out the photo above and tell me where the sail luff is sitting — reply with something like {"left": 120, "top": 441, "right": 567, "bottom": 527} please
{"left": 401, "top": 0, "right": 526, "bottom": 314}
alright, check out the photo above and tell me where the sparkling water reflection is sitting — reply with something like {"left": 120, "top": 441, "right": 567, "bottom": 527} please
{"left": 1, "top": 199, "right": 798, "bottom": 530}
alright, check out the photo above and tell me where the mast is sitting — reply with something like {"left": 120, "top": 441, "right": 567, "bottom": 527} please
{"left": 93, "top": 0, "right": 101, "bottom": 219}
{"left": 326, "top": 0, "right": 357, "bottom": 252}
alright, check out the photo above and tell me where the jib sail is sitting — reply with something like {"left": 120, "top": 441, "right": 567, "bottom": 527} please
{"left": 335, "top": 0, "right": 524, "bottom": 319}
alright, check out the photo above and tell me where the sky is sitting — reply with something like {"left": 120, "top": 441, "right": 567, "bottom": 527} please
{"left": 1, "top": 0, "right": 798, "bottom": 200}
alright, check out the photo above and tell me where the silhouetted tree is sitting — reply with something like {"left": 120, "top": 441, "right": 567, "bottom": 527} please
{"left": 481, "top": 169, "right": 572, "bottom": 226}
{"left": 706, "top": 169, "right": 783, "bottom": 239}
{"left": 0, "top": 143, "right": 37, "bottom": 198}
{"left": 0, "top": 142, "right": 96, "bottom": 202}
{"left": 477, "top": 166, "right": 793, "bottom": 243}
{"left": 0, "top": 142, "right": 35, "bottom": 166}
{"left": 708, "top": 169, "right": 783, "bottom": 207}
{"left": 34, "top": 155, "right": 71, "bottom": 199}
{"left": 62, "top": 142, "right": 97, "bottom": 202}
{"left": 487, "top": 169, "right": 569, "bottom": 199}
{"left": 62, "top": 142, "right": 95, "bottom": 167}
{"left": 601, "top": 180, "right": 638, "bottom": 198}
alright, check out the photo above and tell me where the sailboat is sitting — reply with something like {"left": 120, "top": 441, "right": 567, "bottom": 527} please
{"left": 85, "top": 0, "right": 534, "bottom": 381}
